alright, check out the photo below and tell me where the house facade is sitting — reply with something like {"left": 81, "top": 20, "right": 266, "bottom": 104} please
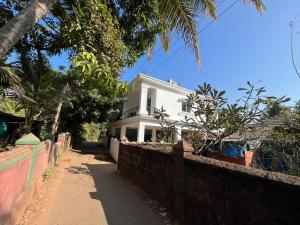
{"left": 109, "top": 74, "right": 196, "bottom": 142}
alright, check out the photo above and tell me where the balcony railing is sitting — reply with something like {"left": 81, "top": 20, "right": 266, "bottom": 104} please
{"left": 147, "top": 106, "right": 156, "bottom": 116}
{"left": 123, "top": 106, "right": 138, "bottom": 118}
{"left": 123, "top": 106, "right": 157, "bottom": 118}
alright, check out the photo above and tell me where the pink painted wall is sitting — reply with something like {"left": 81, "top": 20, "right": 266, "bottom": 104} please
{"left": 57, "top": 135, "right": 66, "bottom": 145}
{"left": 0, "top": 134, "right": 69, "bottom": 224}
{"left": 0, "top": 155, "right": 32, "bottom": 214}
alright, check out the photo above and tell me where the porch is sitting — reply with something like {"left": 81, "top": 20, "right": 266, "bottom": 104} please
{"left": 110, "top": 121, "right": 182, "bottom": 143}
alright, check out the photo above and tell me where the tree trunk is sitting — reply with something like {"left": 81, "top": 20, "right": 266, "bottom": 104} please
{"left": 51, "top": 83, "right": 68, "bottom": 135}
{"left": 0, "top": 0, "right": 59, "bottom": 58}
{"left": 51, "top": 101, "right": 63, "bottom": 135}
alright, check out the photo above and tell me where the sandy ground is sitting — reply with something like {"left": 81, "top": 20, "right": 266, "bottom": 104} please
{"left": 19, "top": 143, "right": 162, "bottom": 225}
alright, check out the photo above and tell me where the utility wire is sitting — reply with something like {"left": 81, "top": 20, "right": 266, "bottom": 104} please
{"left": 149, "top": 0, "right": 240, "bottom": 74}
{"left": 125, "top": 0, "right": 229, "bottom": 81}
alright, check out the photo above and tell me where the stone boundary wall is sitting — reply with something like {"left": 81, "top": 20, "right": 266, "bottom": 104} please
{"left": 117, "top": 144, "right": 174, "bottom": 210}
{"left": 0, "top": 133, "right": 71, "bottom": 225}
{"left": 118, "top": 142, "right": 300, "bottom": 225}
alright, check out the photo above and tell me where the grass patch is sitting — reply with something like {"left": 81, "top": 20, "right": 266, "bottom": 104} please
{"left": 42, "top": 167, "right": 54, "bottom": 181}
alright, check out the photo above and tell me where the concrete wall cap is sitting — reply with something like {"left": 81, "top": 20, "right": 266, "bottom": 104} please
{"left": 173, "top": 140, "right": 194, "bottom": 153}
{"left": 15, "top": 133, "right": 40, "bottom": 145}
{"left": 185, "top": 154, "right": 300, "bottom": 187}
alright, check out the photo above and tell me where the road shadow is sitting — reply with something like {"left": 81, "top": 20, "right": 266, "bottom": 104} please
{"left": 84, "top": 162, "right": 160, "bottom": 225}
{"left": 63, "top": 141, "right": 160, "bottom": 224}
{"left": 65, "top": 166, "right": 91, "bottom": 176}
{"left": 78, "top": 141, "right": 109, "bottom": 155}
{"left": 72, "top": 141, "right": 114, "bottom": 162}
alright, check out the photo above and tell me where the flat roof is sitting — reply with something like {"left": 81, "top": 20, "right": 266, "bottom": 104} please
{"left": 131, "top": 73, "right": 194, "bottom": 94}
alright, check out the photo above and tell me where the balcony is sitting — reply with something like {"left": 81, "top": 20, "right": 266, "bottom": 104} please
{"left": 122, "top": 107, "right": 138, "bottom": 118}
{"left": 147, "top": 106, "right": 155, "bottom": 116}
{"left": 122, "top": 106, "right": 156, "bottom": 118}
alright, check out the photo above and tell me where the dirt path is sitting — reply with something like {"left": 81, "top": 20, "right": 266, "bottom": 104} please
{"left": 21, "top": 144, "right": 161, "bottom": 225}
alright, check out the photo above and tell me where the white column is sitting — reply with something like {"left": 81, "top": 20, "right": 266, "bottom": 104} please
{"left": 138, "top": 85, "right": 148, "bottom": 115}
{"left": 150, "top": 89, "right": 157, "bottom": 115}
{"left": 151, "top": 128, "right": 157, "bottom": 142}
{"left": 120, "top": 125, "right": 126, "bottom": 139}
{"left": 175, "top": 126, "right": 182, "bottom": 141}
{"left": 137, "top": 122, "right": 145, "bottom": 142}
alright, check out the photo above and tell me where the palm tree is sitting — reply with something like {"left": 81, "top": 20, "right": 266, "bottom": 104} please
{"left": 0, "top": 0, "right": 265, "bottom": 61}
{"left": 0, "top": 0, "right": 59, "bottom": 59}
{"left": 0, "top": 63, "right": 29, "bottom": 99}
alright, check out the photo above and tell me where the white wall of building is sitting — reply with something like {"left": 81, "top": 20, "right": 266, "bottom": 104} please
{"left": 155, "top": 87, "right": 192, "bottom": 121}
{"left": 122, "top": 74, "right": 194, "bottom": 120}
{"left": 110, "top": 138, "right": 119, "bottom": 162}
{"left": 122, "top": 87, "right": 140, "bottom": 115}
{"left": 110, "top": 74, "right": 203, "bottom": 142}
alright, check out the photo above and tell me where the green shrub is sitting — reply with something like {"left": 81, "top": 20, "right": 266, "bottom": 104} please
{"left": 81, "top": 122, "right": 107, "bottom": 141}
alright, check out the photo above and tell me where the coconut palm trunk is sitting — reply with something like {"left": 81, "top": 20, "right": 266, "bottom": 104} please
{"left": 51, "top": 83, "right": 68, "bottom": 136}
{"left": 0, "top": 0, "right": 59, "bottom": 59}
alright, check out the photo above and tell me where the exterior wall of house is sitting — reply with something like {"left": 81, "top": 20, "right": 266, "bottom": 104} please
{"left": 155, "top": 87, "right": 193, "bottom": 121}
{"left": 122, "top": 74, "right": 194, "bottom": 120}
{"left": 122, "top": 85, "right": 140, "bottom": 116}
{"left": 110, "top": 74, "right": 198, "bottom": 142}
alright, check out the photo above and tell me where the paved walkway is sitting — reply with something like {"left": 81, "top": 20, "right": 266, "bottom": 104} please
{"left": 26, "top": 143, "right": 161, "bottom": 225}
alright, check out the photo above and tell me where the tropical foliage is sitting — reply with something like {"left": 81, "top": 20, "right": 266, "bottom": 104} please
{"left": 81, "top": 122, "right": 107, "bottom": 142}
{"left": 0, "top": 0, "right": 266, "bottom": 147}
{"left": 259, "top": 105, "right": 300, "bottom": 176}
{"left": 264, "top": 101, "right": 291, "bottom": 118}
{"left": 0, "top": 0, "right": 266, "bottom": 61}
{"left": 154, "top": 82, "right": 289, "bottom": 152}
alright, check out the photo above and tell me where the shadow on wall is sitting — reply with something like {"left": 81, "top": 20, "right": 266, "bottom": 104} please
{"left": 82, "top": 162, "right": 160, "bottom": 225}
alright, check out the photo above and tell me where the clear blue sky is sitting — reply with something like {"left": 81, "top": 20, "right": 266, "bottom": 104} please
{"left": 120, "top": 0, "right": 300, "bottom": 106}
{"left": 50, "top": 0, "right": 300, "bottom": 105}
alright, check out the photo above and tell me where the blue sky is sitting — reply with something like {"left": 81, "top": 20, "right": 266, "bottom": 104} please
{"left": 50, "top": 0, "right": 300, "bottom": 105}
{"left": 121, "top": 0, "right": 300, "bottom": 106}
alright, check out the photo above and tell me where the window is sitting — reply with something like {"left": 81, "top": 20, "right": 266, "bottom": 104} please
{"left": 182, "top": 101, "right": 191, "bottom": 113}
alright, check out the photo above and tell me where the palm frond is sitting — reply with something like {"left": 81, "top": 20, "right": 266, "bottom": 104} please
{"left": 0, "top": 65, "right": 34, "bottom": 103}
{"left": 193, "top": 0, "right": 217, "bottom": 19}
{"left": 0, "top": 66, "right": 22, "bottom": 97}
{"left": 146, "top": 47, "right": 153, "bottom": 60}
{"left": 243, "top": 0, "right": 266, "bottom": 13}
{"left": 158, "top": 0, "right": 265, "bottom": 66}
{"left": 0, "top": 66, "right": 21, "bottom": 87}
{"left": 160, "top": 29, "right": 171, "bottom": 52}
{"left": 159, "top": 0, "right": 208, "bottom": 65}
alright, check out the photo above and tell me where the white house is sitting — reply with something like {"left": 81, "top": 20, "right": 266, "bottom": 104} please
{"left": 109, "top": 74, "right": 197, "bottom": 142}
